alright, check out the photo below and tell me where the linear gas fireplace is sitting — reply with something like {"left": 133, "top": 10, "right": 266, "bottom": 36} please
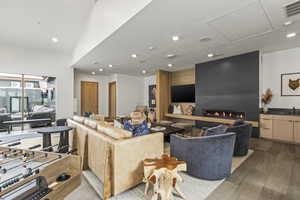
{"left": 203, "top": 109, "right": 246, "bottom": 120}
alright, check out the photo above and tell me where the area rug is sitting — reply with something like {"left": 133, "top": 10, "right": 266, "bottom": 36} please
{"left": 67, "top": 150, "right": 254, "bottom": 200}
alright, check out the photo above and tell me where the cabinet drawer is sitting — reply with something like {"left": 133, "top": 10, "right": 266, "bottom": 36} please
{"left": 260, "top": 118, "right": 272, "bottom": 129}
{"left": 260, "top": 127, "right": 272, "bottom": 139}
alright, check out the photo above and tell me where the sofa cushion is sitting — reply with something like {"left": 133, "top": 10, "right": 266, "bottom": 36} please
{"left": 97, "top": 123, "right": 132, "bottom": 139}
{"left": 84, "top": 119, "right": 98, "bottom": 129}
{"left": 73, "top": 116, "right": 85, "bottom": 123}
{"left": 114, "top": 120, "right": 124, "bottom": 129}
{"left": 204, "top": 125, "right": 228, "bottom": 136}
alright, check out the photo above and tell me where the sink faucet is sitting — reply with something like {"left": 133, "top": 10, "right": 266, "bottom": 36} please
{"left": 292, "top": 107, "right": 296, "bottom": 114}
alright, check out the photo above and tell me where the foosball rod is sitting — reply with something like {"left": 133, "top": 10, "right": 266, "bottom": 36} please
{"left": 2, "top": 150, "right": 23, "bottom": 158}
{"left": 42, "top": 144, "right": 59, "bottom": 151}
{"left": 0, "top": 153, "right": 48, "bottom": 174}
{"left": 0, "top": 154, "right": 63, "bottom": 187}
{"left": 0, "top": 151, "right": 35, "bottom": 167}
{"left": 0, "top": 139, "right": 21, "bottom": 147}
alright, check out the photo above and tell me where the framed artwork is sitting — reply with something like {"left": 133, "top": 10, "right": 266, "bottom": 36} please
{"left": 281, "top": 72, "right": 300, "bottom": 96}
{"left": 148, "top": 85, "right": 156, "bottom": 107}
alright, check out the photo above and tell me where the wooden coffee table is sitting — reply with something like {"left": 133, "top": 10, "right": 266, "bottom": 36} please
{"left": 143, "top": 154, "right": 187, "bottom": 200}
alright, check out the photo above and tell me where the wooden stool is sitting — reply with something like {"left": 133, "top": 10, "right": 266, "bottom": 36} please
{"left": 143, "top": 154, "right": 187, "bottom": 200}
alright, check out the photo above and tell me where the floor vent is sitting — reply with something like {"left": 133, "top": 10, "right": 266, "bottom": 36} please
{"left": 286, "top": 1, "right": 300, "bottom": 17}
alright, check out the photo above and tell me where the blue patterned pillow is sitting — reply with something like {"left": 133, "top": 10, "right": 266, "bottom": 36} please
{"left": 123, "top": 120, "right": 150, "bottom": 137}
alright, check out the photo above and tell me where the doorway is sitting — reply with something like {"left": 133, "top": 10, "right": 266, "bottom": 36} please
{"left": 81, "top": 81, "right": 98, "bottom": 115}
{"left": 108, "top": 81, "right": 116, "bottom": 119}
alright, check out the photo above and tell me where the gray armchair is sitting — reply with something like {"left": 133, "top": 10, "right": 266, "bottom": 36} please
{"left": 170, "top": 132, "right": 236, "bottom": 180}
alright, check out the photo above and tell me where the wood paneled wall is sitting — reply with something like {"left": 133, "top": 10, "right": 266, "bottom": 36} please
{"left": 155, "top": 68, "right": 195, "bottom": 121}
{"left": 156, "top": 70, "right": 171, "bottom": 122}
{"left": 171, "top": 68, "right": 195, "bottom": 85}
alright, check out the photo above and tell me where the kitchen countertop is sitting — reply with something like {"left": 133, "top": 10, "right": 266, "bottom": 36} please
{"left": 260, "top": 108, "right": 300, "bottom": 116}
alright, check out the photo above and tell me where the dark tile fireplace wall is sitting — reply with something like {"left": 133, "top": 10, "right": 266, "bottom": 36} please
{"left": 195, "top": 51, "right": 260, "bottom": 137}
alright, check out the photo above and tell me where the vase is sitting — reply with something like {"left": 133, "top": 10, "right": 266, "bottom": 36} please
{"left": 263, "top": 105, "right": 269, "bottom": 113}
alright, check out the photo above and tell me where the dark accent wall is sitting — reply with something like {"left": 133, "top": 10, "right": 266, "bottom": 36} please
{"left": 195, "top": 51, "right": 260, "bottom": 130}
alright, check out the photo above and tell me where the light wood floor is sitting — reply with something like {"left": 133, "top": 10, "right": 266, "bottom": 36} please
{"left": 206, "top": 138, "right": 300, "bottom": 200}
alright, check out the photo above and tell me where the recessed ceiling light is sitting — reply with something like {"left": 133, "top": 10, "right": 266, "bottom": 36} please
{"left": 286, "top": 32, "right": 297, "bottom": 38}
{"left": 148, "top": 46, "right": 155, "bottom": 50}
{"left": 284, "top": 21, "right": 293, "bottom": 26}
{"left": 200, "top": 37, "right": 212, "bottom": 42}
{"left": 172, "top": 36, "right": 180, "bottom": 41}
{"left": 208, "top": 53, "right": 214, "bottom": 58}
{"left": 168, "top": 64, "right": 173, "bottom": 67}
{"left": 167, "top": 54, "right": 176, "bottom": 59}
{"left": 99, "top": 68, "right": 103, "bottom": 72}
{"left": 131, "top": 54, "right": 137, "bottom": 58}
{"left": 51, "top": 37, "right": 58, "bottom": 43}
{"left": 142, "top": 70, "right": 147, "bottom": 74}
{"left": 108, "top": 64, "right": 113, "bottom": 68}
{"left": 91, "top": 72, "right": 96, "bottom": 75}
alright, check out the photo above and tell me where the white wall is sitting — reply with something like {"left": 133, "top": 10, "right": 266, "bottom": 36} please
{"left": 143, "top": 75, "right": 156, "bottom": 106}
{"left": 72, "top": 0, "right": 152, "bottom": 64}
{"left": 74, "top": 72, "right": 147, "bottom": 117}
{"left": 115, "top": 74, "right": 145, "bottom": 116}
{"left": 262, "top": 47, "right": 300, "bottom": 108}
{"left": 74, "top": 71, "right": 116, "bottom": 115}
{"left": 0, "top": 44, "right": 73, "bottom": 119}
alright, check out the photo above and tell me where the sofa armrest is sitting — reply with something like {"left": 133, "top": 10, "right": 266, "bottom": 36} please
{"left": 112, "top": 132, "right": 164, "bottom": 195}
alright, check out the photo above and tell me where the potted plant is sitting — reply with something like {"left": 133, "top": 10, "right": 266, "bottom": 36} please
{"left": 261, "top": 89, "right": 273, "bottom": 113}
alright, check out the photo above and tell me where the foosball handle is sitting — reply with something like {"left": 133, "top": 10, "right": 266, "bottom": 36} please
{"left": 29, "top": 144, "right": 41, "bottom": 150}
{"left": 8, "top": 142, "right": 21, "bottom": 147}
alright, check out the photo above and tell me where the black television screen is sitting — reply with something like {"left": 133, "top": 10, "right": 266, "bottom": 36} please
{"left": 171, "top": 84, "right": 195, "bottom": 103}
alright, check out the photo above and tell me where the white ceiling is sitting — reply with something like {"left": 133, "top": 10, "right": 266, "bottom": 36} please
{"left": 0, "top": 0, "right": 94, "bottom": 54}
{"left": 73, "top": 0, "right": 300, "bottom": 76}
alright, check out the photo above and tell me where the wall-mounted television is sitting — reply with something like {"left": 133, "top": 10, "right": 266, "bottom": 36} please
{"left": 171, "top": 84, "right": 195, "bottom": 103}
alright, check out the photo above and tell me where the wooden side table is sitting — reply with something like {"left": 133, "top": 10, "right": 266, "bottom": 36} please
{"left": 143, "top": 154, "right": 187, "bottom": 200}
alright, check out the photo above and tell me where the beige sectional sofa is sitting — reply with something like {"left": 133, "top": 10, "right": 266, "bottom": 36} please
{"left": 67, "top": 116, "right": 164, "bottom": 198}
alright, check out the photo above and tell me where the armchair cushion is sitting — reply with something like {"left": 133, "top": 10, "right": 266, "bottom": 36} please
{"left": 204, "top": 124, "right": 228, "bottom": 136}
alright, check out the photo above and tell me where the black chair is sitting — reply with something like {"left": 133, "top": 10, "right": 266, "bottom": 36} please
{"left": 56, "top": 119, "right": 67, "bottom": 126}
{"left": 0, "top": 113, "right": 11, "bottom": 131}
{"left": 226, "top": 123, "right": 252, "bottom": 156}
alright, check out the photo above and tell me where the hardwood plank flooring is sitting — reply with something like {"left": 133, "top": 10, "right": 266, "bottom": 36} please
{"left": 206, "top": 138, "right": 300, "bottom": 200}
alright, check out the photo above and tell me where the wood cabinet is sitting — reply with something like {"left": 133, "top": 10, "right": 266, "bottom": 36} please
{"left": 294, "top": 120, "right": 300, "bottom": 143}
{"left": 260, "top": 115, "right": 273, "bottom": 139}
{"left": 260, "top": 114, "right": 300, "bottom": 144}
{"left": 272, "top": 119, "right": 294, "bottom": 142}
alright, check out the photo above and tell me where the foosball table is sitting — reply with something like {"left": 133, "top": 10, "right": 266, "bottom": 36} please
{"left": 0, "top": 146, "right": 81, "bottom": 200}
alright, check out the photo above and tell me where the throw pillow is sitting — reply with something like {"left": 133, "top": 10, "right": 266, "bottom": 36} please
{"left": 133, "top": 120, "right": 150, "bottom": 137}
{"left": 233, "top": 120, "right": 245, "bottom": 126}
{"left": 124, "top": 120, "right": 150, "bottom": 137}
{"left": 204, "top": 125, "right": 228, "bottom": 136}
{"left": 173, "top": 104, "right": 182, "bottom": 114}
{"left": 124, "top": 120, "right": 135, "bottom": 132}
{"left": 114, "top": 120, "right": 124, "bottom": 129}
